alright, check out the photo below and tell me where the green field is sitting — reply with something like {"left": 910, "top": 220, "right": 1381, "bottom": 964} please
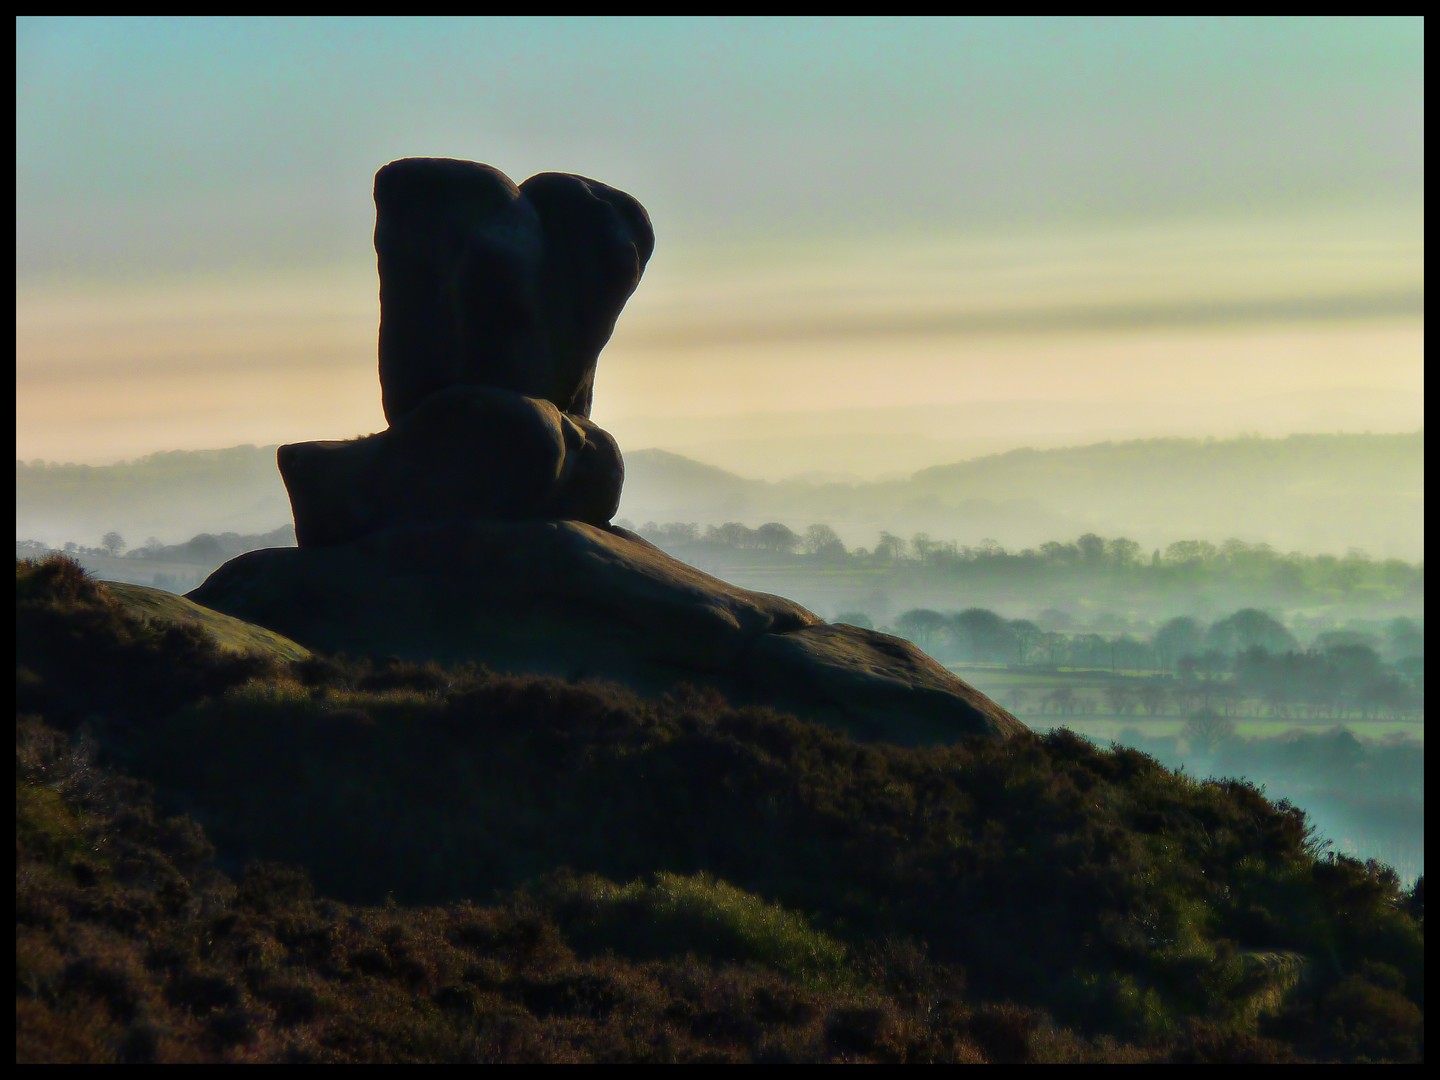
{"left": 950, "top": 664, "right": 1425, "bottom": 744}
{"left": 1018, "top": 716, "right": 1423, "bottom": 743}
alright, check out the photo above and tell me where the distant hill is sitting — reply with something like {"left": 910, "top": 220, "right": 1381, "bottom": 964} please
{"left": 15, "top": 432, "right": 1424, "bottom": 560}
{"left": 16, "top": 445, "right": 290, "bottom": 549}
{"left": 620, "top": 449, "right": 773, "bottom": 521}
{"left": 620, "top": 432, "right": 1424, "bottom": 560}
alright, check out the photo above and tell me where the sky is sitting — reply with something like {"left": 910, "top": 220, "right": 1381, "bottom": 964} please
{"left": 15, "top": 17, "right": 1425, "bottom": 475}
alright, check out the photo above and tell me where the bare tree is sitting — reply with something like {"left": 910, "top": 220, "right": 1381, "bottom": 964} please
{"left": 1181, "top": 709, "right": 1237, "bottom": 754}
{"left": 801, "top": 524, "right": 847, "bottom": 559}
{"left": 1138, "top": 682, "right": 1169, "bottom": 717}
{"left": 896, "top": 609, "right": 946, "bottom": 653}
{"left": 1104, "top": 683, "right": 1138, "bottom": 716}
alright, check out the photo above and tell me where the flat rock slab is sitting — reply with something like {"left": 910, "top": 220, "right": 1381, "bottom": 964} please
{"left": 188, "top": 521, "right": 1024, "bottom": 744}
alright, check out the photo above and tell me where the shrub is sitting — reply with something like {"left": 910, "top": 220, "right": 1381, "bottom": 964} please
{"left": 545, "top": 872, "right": 851, "bottom": 990}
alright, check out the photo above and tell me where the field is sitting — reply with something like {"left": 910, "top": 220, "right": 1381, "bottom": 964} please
{"left": 949, "top": 664, "right": 1424, "bottom": 740}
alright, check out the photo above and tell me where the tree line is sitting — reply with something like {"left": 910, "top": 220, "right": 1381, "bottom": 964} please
{"left": 629, "top": 522, "right": 1424, "bottom": 602}
{"left": 880, "top": 605, "right": 1423, "bottom": 723}
{"left": 19, "top": 521, "right": 1424, "bottom": 606}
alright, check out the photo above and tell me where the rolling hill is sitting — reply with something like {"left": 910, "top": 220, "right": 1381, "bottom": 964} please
{"left": 16, "top": 432, "right": 1424, "bottom": 561}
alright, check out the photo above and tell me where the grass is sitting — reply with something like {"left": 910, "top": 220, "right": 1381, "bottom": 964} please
{"left": 104, "top": 582, "right": 311, "bottom": 662}
{"left": 544, "top": 872, "right": 854, "bottom": 991}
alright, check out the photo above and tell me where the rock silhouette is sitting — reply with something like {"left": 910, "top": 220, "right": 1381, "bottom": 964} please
{"left": 192, "top": 158, "right": 1024, "bottom": 744}
{"left": 280, "top": 385, "right": 623, "bottom": 547}
{"left": 281, "top": 160, "right": 648, "bottom": 542}
{"left": 374, "top": 158, "right": 654, "bottom": 423}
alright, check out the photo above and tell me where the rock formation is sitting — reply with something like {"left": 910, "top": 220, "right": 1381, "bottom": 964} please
{"left": 373, "top": 159, "right": 654, "bottom": 423}
{"left": 280, "top": 385, "right": 623, "bottom": 546}
{"left": 191, "top": 158, "right": 1024, "bottom": 744}
{"left": 282, "top": 159, "right": 649, "bottom": 543}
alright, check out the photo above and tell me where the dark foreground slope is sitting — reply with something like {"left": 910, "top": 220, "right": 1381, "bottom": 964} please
{"left": 16, "top": 558, "right": 1425, "bottom": 1063}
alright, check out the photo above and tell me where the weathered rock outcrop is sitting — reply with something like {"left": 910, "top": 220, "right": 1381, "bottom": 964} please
{"left": 190, "top": 157, "right": 1025, "bottom": 745}
{"left": 190, "top": 521, "right": 1023, "bottom": 744}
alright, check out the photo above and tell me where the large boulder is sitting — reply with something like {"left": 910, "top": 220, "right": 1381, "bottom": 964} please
{"left": 375, "top": 159, "right": 653, "bottom": 423}
{"left": 188, "top": 521, "right": 1024, "bottom": 745}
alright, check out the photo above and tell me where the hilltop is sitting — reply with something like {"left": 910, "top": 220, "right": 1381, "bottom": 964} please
{"left": 15, "top": 556, "right": 1426, "bottom": 1062}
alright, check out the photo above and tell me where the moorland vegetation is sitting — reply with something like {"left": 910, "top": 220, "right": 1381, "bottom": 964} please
{"left": 15, "top": 556, "right": 1425, "bottom": 1062}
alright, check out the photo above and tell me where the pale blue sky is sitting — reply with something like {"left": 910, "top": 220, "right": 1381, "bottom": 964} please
{"left": 15, "top": 17, "right": 1425, "bottom": 465}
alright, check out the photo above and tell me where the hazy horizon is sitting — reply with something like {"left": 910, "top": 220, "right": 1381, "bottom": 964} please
{"left": 16, "top": 414, "right": 1426, "bottom": 485}
{"left": 16, "top": 431, "right": 1426, "bottom": 564}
